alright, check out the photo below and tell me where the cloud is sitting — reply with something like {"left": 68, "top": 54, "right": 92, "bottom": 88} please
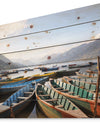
{"left": 0, "top": 21, "right": 26, "bottom": 38}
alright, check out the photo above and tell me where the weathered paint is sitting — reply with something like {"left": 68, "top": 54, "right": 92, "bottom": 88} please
{"left": 35, "top": 85, "right": 87, "bottom": 118}
{"left": 76, "top": 72, "right": 97, "bottom": 78}
{"left": 0, "top": 20, "right": 100, "bottom": 54}
{"left": 0, "top": 4, "right": 100, "bottom": 39}
{"left": 37, "top": 96, "right": 79, "bottom": 118}
{"left": 50, "top": 80, "right": 100, "bottom": 117}
{"left": 0, "top": 4, "right": 99, "bottom": 69}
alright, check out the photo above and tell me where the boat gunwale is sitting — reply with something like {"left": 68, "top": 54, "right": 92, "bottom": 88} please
{"left": 63, "top": 76, "right": 97, "bottom": 85}
{"left": 76, "top": 72, "right": 97, "bottom": 78}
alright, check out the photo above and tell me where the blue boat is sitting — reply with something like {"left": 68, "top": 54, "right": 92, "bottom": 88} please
{"left": 0, "top": 77, "right": 48, "bottom": 95}
{"left": 61, "top": 65, "right": 67, "bottom": 68}
{"left": 0, "top": 77, "right": 48, "bottom": 118}
{"left": 40, "top": 67, "right": 59, "bottom": 72}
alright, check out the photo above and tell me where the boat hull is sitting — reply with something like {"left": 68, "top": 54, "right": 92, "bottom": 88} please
{"left": 0, "top": 85, "right": 26, "bottom": 95}
{"left": 0, "top": 92, "right": 35, "bottom": 118}
{"left": 50, "top": 79, "right": 100, "bottom": 117}
{"left": 37, "top": 96, "right": 81, "bottom": 118}
{"left": 12, "top": 93, "right": 35, "bottom": 116}
{"left": 52, "top": 85, "right": 100, "bottom": 117}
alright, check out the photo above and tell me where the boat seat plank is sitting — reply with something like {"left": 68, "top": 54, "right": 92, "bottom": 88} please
{"left": 74, "top": 95, "right": 80, "bottom": 97}
{"left": 44, "top": 99, "right": 58, "bottom": 102}
{"left": 60, "top": 89, "right": 69, "bottom": 92}
{"left": 30, "top": 88, "right": 34, "bottom": 91}
{"left": 68, "top": 92, "right": 74, "bottom": 95}
{"left": 38, "top": 91, "right": 43, "bottom": 93}
{"left": 55, "top": 105, "right": 63, "bottom": 108}
{"left": 24, "top": 92, "right": 32, "bottom": 94}
{"left": 0, "top": 105, "right": 10, "bottom": 112}
{"left": 12, "top": 103, "right": 18, "bottom": 106}
{"left": 54, "top": 87, "right": 63, "bottom": 90}
{"left": 39, "top": 94, "right": 50, "bottom": 97}
{"left": 18, "top": 97, "right": 28, "bottom": 100}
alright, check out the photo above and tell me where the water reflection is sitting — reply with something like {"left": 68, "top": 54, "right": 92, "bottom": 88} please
{"left": 16, "top": 102, "right": 47, "bottom": 118}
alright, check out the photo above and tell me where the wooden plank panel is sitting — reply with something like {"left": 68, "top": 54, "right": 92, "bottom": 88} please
{"left": 0, "top": 4, "right": 100, "bottom": 39}
{"left": 0, "top": 20, "right": 100, "bottom": 54}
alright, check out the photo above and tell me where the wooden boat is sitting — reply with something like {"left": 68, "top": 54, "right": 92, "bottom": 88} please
{"left": 0, "top": 81, "right": 27, "bottom": 95}
{"left": 0, "top": 72, "right": 52, "bottom": 85}
{"left": 55, "top": 69, "right": 80, "bottom": 78}
{"left": 38, "top": 72, "right": 56, "bottom": 78}
{"left": 76, "top": 72, "right": 98, "bottom": 78}
{"left": 0, "top": 77, "right": 48, "bottom": 118}
{"left": 69, "top": 63, "right": 91, "bottom": 69}
{"left": 0, "top": 72, "right": 54, "bottom": 86}
{"left": 27, "top": 72, "right": 56, "bottom": 81}
{"left": 0, "top": 76, "right": 30, "bottom": 85}
{"left": 39, "top": 67, "right": 59, "bottom": 72}
{"left": 0, "top": 76, "right": 24, "bottom": 82}
{"left": 0, "top": 78, "right": 27, "bottom": 87}
{"left": 62, "top": 76, "right": 97, "bottom": 84}
{"left": 69, "top": 76, "right": 97, "bottom": 83}
{"left": 0, "top": 70, "right": 18, "bottom": 77}
{"left": 88, "top": 62, "right": 97, "bottom": 65}
{"left": 0, "top": 77, "right": 48, "bottom": 95}
{"left": 0, "top": 84, "right": 35, "bottom": 118}
{"left": 86, "top": 70, "right": 98, "bottom": 74}
{"left": 62, "top": 76, "right": 97, "bottom": 92}
{"left": 49, "top": 79, "right": 100, "bottom": 117}
{"left": 61, "top": 65, "right": 67, "bottom": 68}
{"left": 35, "top": 84, "right": 87, "bottom": 118}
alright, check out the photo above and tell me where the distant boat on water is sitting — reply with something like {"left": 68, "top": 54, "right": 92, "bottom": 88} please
{"left": 69, "top": 63, "right": 91, "bottom": 69}
{"left": 61, "top": 65, "right": 67, "bottom": 68}
{"left": 39, "top": 67, "right": 59, "bottom": 72}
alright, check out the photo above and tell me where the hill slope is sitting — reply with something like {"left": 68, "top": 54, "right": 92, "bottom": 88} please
{"left": 43, "top": 40, "right": 100, "bottom": 63}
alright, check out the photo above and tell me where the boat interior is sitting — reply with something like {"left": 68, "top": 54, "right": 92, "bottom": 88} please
{"left": 69, "top": 76, "right": 97, "bottom": 83}
{"left": 2, "top": 84, "right": 34, "bottom": 107}
{"left": 78, "top": 72, "right": 98, "bottom": 77}
{"left": 37, "top": 85, "right": 78, "bottom": 111}
{"left": 50, "top": 79, "right": 100, "bottom": 100}
{"left": 63, "top": 77, "right": 97, "bottom": 92}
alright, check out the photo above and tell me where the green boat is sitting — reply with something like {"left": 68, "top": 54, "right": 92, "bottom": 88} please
{"left": 69, "top": 76, "right": 97, "bottom": 83}
{"left": 35, "top": 84, "right": 87, "bottom": 118}
{"left": 76, "top": 72, "right": 98, "bottom": 78}
{"left": 62, "top": 76, "right": 97, "bottom": 92}
{"left": 49, "top": 79, "right": 100, "bottom": 117}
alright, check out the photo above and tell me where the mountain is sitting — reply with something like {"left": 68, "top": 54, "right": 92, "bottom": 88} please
{"left": 0, "top": 55, "right": 22, "bottom": 70}
{"left": 1, "top": 40, "right": 100, "bottom": 69}
{"left": 43, "top": 40, "right": 100, "bottom": 64}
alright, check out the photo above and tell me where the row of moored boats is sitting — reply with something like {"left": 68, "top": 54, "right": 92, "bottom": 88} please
{"left": 0, "top": 70, "right": 99, "bottom": 118}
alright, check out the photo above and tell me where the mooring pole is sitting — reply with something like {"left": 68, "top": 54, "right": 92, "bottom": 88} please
{"left": 10, "top": 105, "right": 15, "bottom": 118}
{"left": 94, "top": 56, "right": 100, "bottom": 117}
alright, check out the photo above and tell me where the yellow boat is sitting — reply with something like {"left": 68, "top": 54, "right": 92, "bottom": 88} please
{"left": 0, "top": 72, "right": 55, "bottom": 85}
{"left": 0, "top": 76, "right": 30, "bottom": 85}
{"left": 27, "top": 72, "right": 56, "bottom": 81}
